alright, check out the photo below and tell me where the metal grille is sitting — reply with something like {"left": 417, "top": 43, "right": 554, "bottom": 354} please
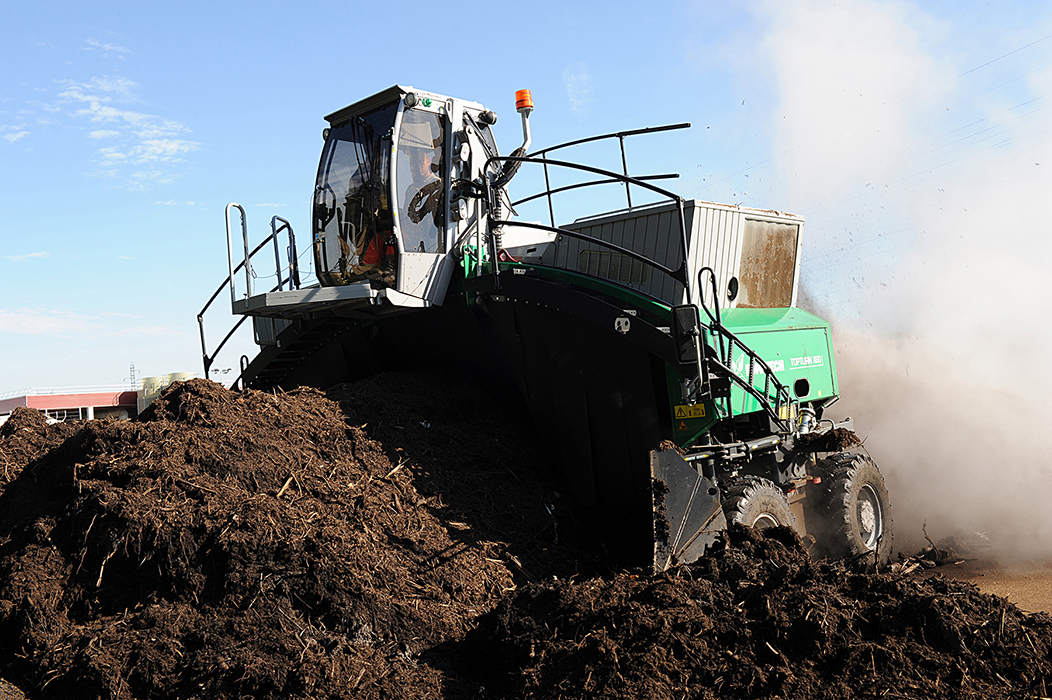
{"left": 577, "top": 250, "right": 650, "bottom": 286}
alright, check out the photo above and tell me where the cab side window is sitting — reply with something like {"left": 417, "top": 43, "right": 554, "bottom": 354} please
{"left": 397, "top": 110, "right": 445, "bottom": 254}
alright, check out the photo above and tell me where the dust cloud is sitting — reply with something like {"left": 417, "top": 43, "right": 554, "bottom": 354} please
{"left": 830, "top": 331, "right": 1052, "bottom": 560}
{"left": 759, "top": 1, "right": 1052, "bottom": 560}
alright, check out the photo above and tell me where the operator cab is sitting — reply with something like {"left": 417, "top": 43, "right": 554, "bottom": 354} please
{"left": 312, "top": 85, "right": 496, "bottom": 307}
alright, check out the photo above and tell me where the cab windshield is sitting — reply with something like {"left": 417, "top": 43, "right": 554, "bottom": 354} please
{"left": 313, "top": 103, "right": 397, "bottom": 286}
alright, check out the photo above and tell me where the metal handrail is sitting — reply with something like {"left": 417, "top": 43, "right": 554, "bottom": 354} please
{"left": 525, "top": 122, "right": 690, "bottom": 221}
{"left": 528, "top": 123, "right": 691, "bottom": 158}
{"left": 198, "top": 271, "right": 295, "bottom": 376}
{"left": 710, "top": 333, "right": 791, "bottom": 425}
{"left": 272, "top": 216, "right": 300, "bottom": 290}
{"left": 485, "top": 155, "right": 694, "bottom": 304}
{"left": 200, "top": 316, "right": 249, "bottom": 376}
{"left": 226, "top": 203, "right": 250, "bottom": 302}
{"left": 695, "top": 267, "right": 791, "bottom": 428}
{"left": 201, "top": 235, "right": 280, "bottom": 320}
{"left": 512, "top": 173, "right": 678, "bottom": 208}
{"left": 198, "top": 237, "right": 278, "bottom": 374}
{"left": 200, "top": 206, "right": 301, "bottom": 376}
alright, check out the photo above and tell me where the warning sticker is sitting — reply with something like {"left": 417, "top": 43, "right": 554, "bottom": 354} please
{"left": 674, "top": 404, "right": 706, "bottom": 419}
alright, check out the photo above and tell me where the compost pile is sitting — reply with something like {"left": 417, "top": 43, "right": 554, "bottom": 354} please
{"left": 0, "top": 408, "right": 77, "bottom": 486}
{"left": 1, "top": 377, "right": 1050, "bottom": 699}
{"left": 474, "top": 526, "right": 1052, "bottom": 699}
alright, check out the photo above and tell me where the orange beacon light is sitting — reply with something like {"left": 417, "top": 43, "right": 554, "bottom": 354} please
{"left": 516, "top": 89, "right": 534, "bottom": 113}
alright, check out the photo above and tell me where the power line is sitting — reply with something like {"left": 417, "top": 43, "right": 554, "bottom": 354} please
{"left": 925, "top": 95, "right": 1045, "bottom": 146}
{"left": 951, "top": 31, "right": 1052, "bottom": 81}
{"left": 687, "top": 158, "right": 771, "bottom": 196}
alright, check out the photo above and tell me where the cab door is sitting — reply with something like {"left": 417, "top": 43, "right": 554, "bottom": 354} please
{"left": 393, "top": 101, "right": 455, "bottom": 306}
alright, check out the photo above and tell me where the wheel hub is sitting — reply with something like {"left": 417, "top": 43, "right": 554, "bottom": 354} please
{"left": 857, "top": 484, "right": 883, "bottom": 549}
{"left": 859, "top": 500, "right": 875, "bottom": 533}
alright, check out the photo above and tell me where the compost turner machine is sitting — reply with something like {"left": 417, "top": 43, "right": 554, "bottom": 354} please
{"left": 199, "top": 85, "right": 891, "bottom": 570}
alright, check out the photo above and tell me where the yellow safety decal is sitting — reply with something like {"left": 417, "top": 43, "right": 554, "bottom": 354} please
{"left": 779, "top": 406, "right": 791, "bottom": 420}
{"left": 677, "top": 421, "right": 689, "bottom": 432}
{"left": 674, "top": 404, "right": 706, "bottom": 419}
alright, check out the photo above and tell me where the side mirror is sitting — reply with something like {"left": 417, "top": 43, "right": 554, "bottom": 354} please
{"left": 671, "top": 304, "right": 701, "bottom": 364}
{"left": 727, "top": 276, "right": 739, "bottom": 302}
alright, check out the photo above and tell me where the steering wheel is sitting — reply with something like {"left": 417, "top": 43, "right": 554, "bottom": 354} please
{"left": 408, "top": 179, "right": 443, "bottom": 224}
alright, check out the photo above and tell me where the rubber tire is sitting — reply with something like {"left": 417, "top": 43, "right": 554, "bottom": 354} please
{"left": 818, "top": 452, "right": 892, "bottom": 563}
{"left": 723, "top": 476, "right": 795, "bottom": 530}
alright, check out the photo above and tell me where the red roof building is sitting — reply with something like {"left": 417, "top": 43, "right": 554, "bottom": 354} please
{"left": 0, "top": 386, "right": 138, "bottom": 424}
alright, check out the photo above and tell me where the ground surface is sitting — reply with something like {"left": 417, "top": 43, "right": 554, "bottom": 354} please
{"left": 1, "top": 375, "right": 1050, "bottom": 699}
{"left": 931, "top": 561, "right": 1052, "bottom": 615}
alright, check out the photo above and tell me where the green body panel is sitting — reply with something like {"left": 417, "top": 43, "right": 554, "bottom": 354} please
{"left": 712, "top": 307, "right": 839, "bottom": 417}
{"left": 664, "top": 365, "right": 720, "bottom": 445}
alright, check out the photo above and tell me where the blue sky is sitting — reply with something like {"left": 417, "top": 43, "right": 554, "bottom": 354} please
{"left": 2, "top": 0, "right": 1051, "bottom": 394}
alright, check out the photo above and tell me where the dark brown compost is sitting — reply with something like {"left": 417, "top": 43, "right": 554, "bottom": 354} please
{"left": 0, "top": 376, "right": 1048, "bottom": 699}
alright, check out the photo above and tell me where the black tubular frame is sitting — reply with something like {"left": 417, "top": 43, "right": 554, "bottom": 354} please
{"left": 512, "top": 172, "right": 678, "bottom": 209}
{"left": 520, "top": 122, "right": 690, "bottom": 228}
{"left": 199, "top": 216, "right": 300, "bottom": 376}
{"left": 484, "top": 154, "right": 694, "bottom": 305}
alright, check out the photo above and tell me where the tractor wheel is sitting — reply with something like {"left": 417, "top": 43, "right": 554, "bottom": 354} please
{"left": 818, "top": 452, "right": 892, "bottom": 562}
{"left": 722, "top": 476, "right": 795, "bottom": 530}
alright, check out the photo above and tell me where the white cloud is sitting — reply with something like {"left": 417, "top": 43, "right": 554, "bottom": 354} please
{"left": 132, "top": 138, "right": 198, "bottom": 163}
{"left": 254, "top": 203, "right": 286, "bottom": 208}
{"left": 98, "top": 146, "right": 128, "bottom": 161}
{"left": 85, "top": 39, "right": 132, "bottom": 55}
{"left": 0, "top": 308, "right": 101, "bottom": 336}
{"left": 56, "top": 75, "right": 200, "bottom": 186}
{"left": 73, "top": 103, "right": 152, "bottom": 126}
{"left": 0, "top": 307, "right": 180, "bottom": 338}
{"left": 133, "top": 121, "right": 187, "bottom": 139}
{"left": 3, "top": 252, "right": 49, "bottom": 261}
{"left": 2, "top": 131, "right": 29, "bottom": 143}
{"left": 127, "top": 170, "right": 174, "bottom": 189}
{"left": 114, "top": 325, "right": 179, "bottom": 337}
{"left": 563, "top": 62, "right": 593, "bottom": 116}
